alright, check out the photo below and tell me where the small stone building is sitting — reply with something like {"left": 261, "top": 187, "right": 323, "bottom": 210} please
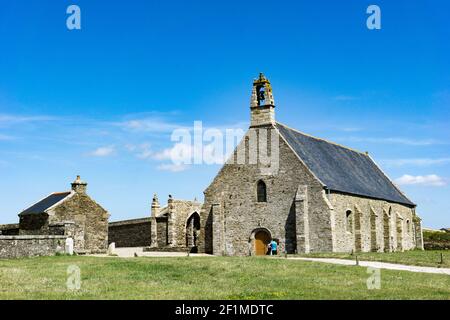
{"left": 17, "top": 176, "right": 109, "bottom": 254}
{"left": 197, "top": 73, "right": 424, "bottom": 256}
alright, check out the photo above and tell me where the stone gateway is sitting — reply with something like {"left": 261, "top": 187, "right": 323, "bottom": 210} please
{"left": 109, "top": 194, "right": 202, "bottom": 253}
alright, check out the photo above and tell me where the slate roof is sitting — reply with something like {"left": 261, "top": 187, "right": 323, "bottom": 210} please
{"left": 276, "top": 123, "right": 415, "bottom": 207}
{"left": 20, "top": 192, "right": 72, "bottom": 215}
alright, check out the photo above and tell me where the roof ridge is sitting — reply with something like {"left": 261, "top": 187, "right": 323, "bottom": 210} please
{"left": 276, "top": 122, "right": 368, "bottom": 156}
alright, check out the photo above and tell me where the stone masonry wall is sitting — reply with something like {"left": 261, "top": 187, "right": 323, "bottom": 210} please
{"left": 0, "top": 235, "right": 67, "bottom": 259}
{"left": 156, "top": 217, "right": 168, "bottom": 247}
{"left": 201, "top": 127, "right": 333, "bottom": 256}
{"left": 19, "top": 214, "right": 49, "bottom": 235}
{"left": 329, "top": 192, "right": 420, "bottom": 253}
{"left": 250, "top": 106, "right": 275, "bottom": 127}
{"left": 0, "top": 224, "right": 20, "bottom": 235}
{"left": 108, "top": 218, "right": 151, "bottom": 247}
{"left": 307, "top": 187, "right": 334, "bottom": 253}
{"left": 48, "top": 193, "right": 109, "bottom": 254}
{"left": 169, "top": 200, "right": 202, "bottom": 248}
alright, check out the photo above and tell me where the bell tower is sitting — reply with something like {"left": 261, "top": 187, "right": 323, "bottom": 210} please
{"left": 250, "top": 73, "right": 276, "bottom": 127}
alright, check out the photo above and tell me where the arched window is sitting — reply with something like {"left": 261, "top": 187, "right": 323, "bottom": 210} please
{"left": 406, "top": 220, "right": 411, "bottom": 234}
{"left": 346, "top": 210, "right": 353, "bottom": 233}
{"left": 257, "top": 180, "right": 267, "bottom": 202}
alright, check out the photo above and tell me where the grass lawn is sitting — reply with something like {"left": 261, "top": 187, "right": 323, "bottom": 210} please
{"left": 296, "top": 250, "right": 450, "bottom": 268}
{"left": 0, "top": 255, "right": 449, "bottom": 300}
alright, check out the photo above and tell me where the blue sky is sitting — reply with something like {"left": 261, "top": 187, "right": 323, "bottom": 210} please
{"left": 0, "top": 0, "right": 449, "bottom": 228}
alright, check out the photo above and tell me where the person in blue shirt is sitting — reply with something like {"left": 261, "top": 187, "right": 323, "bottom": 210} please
{"left": 270, "top": 239, "right": 278, "bottom": 256}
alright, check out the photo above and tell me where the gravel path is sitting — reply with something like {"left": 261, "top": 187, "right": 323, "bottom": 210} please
{"left": 289, "top": 257, "right": 450, "bottom": 275}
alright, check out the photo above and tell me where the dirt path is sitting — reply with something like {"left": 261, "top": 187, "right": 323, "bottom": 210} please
{"left": 289, "top": 257, "right": 450, "bottom": 275}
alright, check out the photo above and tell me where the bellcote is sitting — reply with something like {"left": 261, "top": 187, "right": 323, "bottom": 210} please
{"left": 250, "top": 73, "right": 276, "bottom": 127}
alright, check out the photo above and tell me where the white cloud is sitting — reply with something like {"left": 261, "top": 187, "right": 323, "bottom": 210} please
{"left": 126, "top": 143, "right": 190, "bottom": 172}
{"left": 115, "top": 113, "right": 248, "bottom": 134}
{"left": 381, "top": 158, "right": 450, "bottom": 167}
{"left": 126, "top": 143, "right": 153, "bottom": 159}
{"left": 90, "top": 146, "right": 116, "bottom": 157}
{"left": 153, "top": 143, "right": 193, "bottom": 162}
{"left": 0, "top": 114, "right": 55, "bottom": 126}
{"left": 152, "top": 141, "right": 230, "bottom": 166}
{"left": 394, "top": 174, "right": 447, "bottom": 187}
{"left": 124, "top": 121, "right": 246, "bottom": 171}
{"left": 116, "top": 118, "right": 183, "bottom": 133}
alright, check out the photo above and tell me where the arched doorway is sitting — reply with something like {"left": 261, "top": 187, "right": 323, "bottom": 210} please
{"left": 253, "top": 229, "right": 271, "bottom": 256}
{"left": 186, "top": 212, "right": 200, "bottom": 253}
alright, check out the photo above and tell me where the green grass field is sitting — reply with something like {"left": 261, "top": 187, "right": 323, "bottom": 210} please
{"left": 297, "top": 250, "right": 450, "bottom": 268}
{"left": 0, "top": 255, "right": 449, "bottom": 300}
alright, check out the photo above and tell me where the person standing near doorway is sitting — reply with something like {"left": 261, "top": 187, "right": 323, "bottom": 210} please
{"left": 270, "top": 239, "right": 278, "bottom": 256}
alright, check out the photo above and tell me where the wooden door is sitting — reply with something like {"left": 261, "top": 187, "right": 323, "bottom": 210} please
{"left": 254, "top": 230, "right": 271, "bottom": 255}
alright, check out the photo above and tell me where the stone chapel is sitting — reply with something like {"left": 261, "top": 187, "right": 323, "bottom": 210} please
{"left": 197, "top": 73, "right": 423, "bottom": 256}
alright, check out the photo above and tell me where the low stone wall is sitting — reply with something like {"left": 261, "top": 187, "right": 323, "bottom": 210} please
{"left": 423, "top": 230, "right": 450, "bottom": 250}
{"left": 108, "top": 218, "right": 152, "bottom": 248}
{"left": 0, "top": 224, "right": 20, "bottom": 235}
{"left": 0, "top": 235, "right": 68, "bottom": 259}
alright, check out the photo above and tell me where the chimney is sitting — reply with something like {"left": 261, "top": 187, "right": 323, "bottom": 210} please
{"left": 71, "top": 175, "right": 87, "bottom": 194}
{"left": 250, "top": 73, "right": 276, "bottom": 127}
